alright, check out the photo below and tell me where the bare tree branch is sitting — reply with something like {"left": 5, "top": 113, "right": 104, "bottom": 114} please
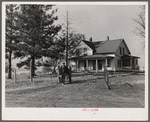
{"left": 133, "top": 5, "right": 145, "bottom": 39}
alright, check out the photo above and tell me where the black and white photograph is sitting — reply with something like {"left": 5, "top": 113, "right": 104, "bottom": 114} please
{"left": 2, "top": 1, "right": 148, "bottom": 121}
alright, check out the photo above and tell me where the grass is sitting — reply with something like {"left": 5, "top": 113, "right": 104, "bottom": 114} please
{"left": 5, "top": 72, "right": 145, "bottom": 108}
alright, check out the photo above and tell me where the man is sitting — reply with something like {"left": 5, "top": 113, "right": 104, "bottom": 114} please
{"left": 61, "top": 62, "right": 68, "bottom": 84}
{"left": 57, "top": 63, "right": 62, "bottom": 83}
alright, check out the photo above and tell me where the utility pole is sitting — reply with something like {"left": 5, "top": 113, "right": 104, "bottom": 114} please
{"left": 104, "top": 58, "right": 111, "bottom": 90}
{"left": 66, "top": 6, "right": 69, "bottom": 67}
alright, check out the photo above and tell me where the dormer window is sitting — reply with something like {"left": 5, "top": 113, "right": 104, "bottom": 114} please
{"left": 120, "top": 47, "right": 122, "bottom": 55}
{"left": 76, "top": 49, "right": 80, "bottom": 56}
{"left": 83, "top": 48, "right": 87, "bottom": 55}
{"left": 123, "top": 48, "right": 125, "bottom": 55}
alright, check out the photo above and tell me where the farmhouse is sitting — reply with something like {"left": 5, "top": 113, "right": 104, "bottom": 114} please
{"left": 69, "top": 37, "right": 140, "bottom": 72}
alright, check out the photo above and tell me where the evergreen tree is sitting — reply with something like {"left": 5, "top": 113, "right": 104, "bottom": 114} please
{"left": 41, "top": 34, "right": 66, "bottom": 73}
{"left": 14, "top": 5, "right": 61, "bottom": 77}
{"left": 6, "top": 4, "right": 19, "bottom": 79}
{"left": 59, "top": 30, "right": 85, "bottom": 58}
{"left": 68, "top": 32, "right": 85, "bottom": 57}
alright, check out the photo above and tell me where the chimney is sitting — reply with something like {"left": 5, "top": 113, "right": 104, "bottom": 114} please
{"left": 89, "top": 37, "right": 92, "bottom": 42}
{"left": 107, "top": 36, "right": 109, "bottom": 41}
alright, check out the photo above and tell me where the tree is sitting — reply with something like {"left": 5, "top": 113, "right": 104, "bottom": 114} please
{"left": 133, "top": 5, "right": 145, "bottom": 47}
{"left": 6, "top": 4, "right": 20, "bottom": 79}
{"left": 41, "top": 31, "right": 85, "bottom": 72}
{"left": 68, "top": 32, "right": 85, "bottom": 57}
{"left": 14, "top": 5, "right": 61, "bottom": 78}
{"left": 61, "top": 8, "right": 85, "bottom": 65}
{"left": 40, "top": 34, "right": 66, "bottom": 73}
{"left": 60, "top": 30, "right": 85, "bottom": 57}
{"left": 40, "top": 6, "right": 85, "bottom": 71}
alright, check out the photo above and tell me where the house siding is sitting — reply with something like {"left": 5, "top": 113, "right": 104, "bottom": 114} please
{"left": 114, "top": 55, "right": 122, "bottom": 71}
{"left": 109, "top": 58, "right": 116, "bottom": 71}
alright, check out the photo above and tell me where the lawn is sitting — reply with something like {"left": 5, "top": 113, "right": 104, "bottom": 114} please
{"left": 5, "top": 72, "right": 145, "bottom": 108}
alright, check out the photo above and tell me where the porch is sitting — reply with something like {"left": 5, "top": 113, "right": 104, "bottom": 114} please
{"left": 121, "top": 55, "right": 140, "bottom": 70}
{"left": 69, "top": 55, "right": 114, "bottom": 73}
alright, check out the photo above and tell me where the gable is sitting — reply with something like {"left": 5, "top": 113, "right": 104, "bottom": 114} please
{"left": 76, "top": 41, "right": 93, "bottom": 55}
{"left": 82, "top": 40, "right": 95, "bottom": 51}
{"left": 116, "top": 40, "right": 131, "bottom": 56}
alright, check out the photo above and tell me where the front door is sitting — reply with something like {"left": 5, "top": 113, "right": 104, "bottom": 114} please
{"left": 93, "top": 60, "right": 96, "bottom": 70}
{"left": 84, "top": 60, "right": 86, "bottom": 69}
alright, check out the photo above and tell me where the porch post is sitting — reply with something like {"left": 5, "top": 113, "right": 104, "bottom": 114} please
{"left": 86, "top": 60, "right": 88, "bottom": 70}
{"left": 105, "top": 58, "right": 107, "bottom": 66}
{"left": 77, "top": 60, "right": 78, "bottom": 71}
{"left": 96, "top": 59, "right": 98, "bottom": 73}
{"left": 130, "top": 59, "right": 132, "bottom": 68}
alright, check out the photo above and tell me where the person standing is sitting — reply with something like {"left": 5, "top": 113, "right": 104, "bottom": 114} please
{"left": 57, "top": 64, "right": 62, "bottom": 83}
{"left": 61, "top": 62, "right": 68, "bottom": 84}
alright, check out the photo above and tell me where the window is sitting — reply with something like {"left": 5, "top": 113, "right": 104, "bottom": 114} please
{"left": 83, "top": 48, "right": 87, "bottom": 55}
{"left": 76, "top": 49, "right": 80, "bottom": 56}
{"left": 120, "top": 47, "right": 122, "bottom": 55}
{"left": 118, "top": 60, "right": 121, "bottom": 68}
{"left": 136, "top": 60, "right": 138, "bottom": 65}
{"left": 123, "top": 48, "right": 125, "bottom": 55}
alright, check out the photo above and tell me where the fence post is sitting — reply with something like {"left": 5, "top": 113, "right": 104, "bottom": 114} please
{"left": 104, "top": 65, "right": 111, "bottom": 90}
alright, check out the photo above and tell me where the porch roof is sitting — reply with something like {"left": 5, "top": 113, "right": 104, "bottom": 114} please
{"left": 68, "top": 54, "right": 114, "bottom": 60}
{"left": 121, "top": 55, "right": 140, "bottom": 60}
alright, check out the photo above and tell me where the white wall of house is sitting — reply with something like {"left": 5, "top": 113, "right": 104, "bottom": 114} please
{"left": 114, "top": 55, "right": 122, "bottom": 71}
{"left": 109, "top": 58, "right": 116, "bottom": 71}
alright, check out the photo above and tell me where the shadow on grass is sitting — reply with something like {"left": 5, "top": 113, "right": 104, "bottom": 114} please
{"left": 72, "top": 77, "right": 101, "bottom": 84}
{"left": 33, "top": 73, "right": 57, "bottom": 78}
{"left": 72, "top": 80, "right": 87, "bottom": 84}
{"left": 6, "top": 83, "right": 61, "bottom": 95}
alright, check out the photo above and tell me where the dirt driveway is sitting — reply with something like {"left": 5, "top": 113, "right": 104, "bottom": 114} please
{"left": 5, "top": 73, "right": 145, "bottom": 108}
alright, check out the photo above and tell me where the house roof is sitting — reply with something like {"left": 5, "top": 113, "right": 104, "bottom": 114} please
{"left": 121, "top": 55, "right": 140, "bottom": 59}
{"left": 68, "top": 54, "right": 114, "bottom": 60}
{"left": 92, "top": 39, "right": 131, "bottom": 54}
{"left": 82, "top": 39, "right": 131, "bottom": 54}
{"left": 82, "top": 40, "right": 96, "bottom": 51}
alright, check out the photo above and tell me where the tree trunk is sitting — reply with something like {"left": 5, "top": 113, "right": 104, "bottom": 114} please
{"left": 7, "top": 51, "right": 12, "bottom": 79}
{"left": 7, "top": 6, "right": 13, "bottom": 79}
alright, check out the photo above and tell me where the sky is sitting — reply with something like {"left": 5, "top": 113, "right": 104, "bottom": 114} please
{"left": 52, "top": 4, "right": 145, "bottom": 70}
{"left": 10, "top": 3, "right": 146, "bottom": 70}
